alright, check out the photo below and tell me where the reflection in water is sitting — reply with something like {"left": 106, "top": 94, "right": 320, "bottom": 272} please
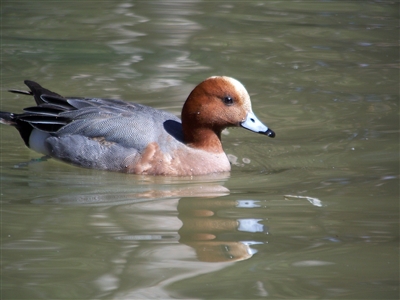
{"left": 178, "top": 198, "right": 267, "bottom": 262}
{"left": 96, "top": 195, "right": 271, "bottom": 298}
{"left": 29, "top": 173, "right": 267, "bottom": 263}
{"left": 105, "top": 1, "right": 209, "bottom": 93}
{"left": 66, "top": 185, "right": 269, "bottom": 296}
{"left": 4, "top": 173, "right": 271, "bottom": 297}
{"left": 284, "top": 194, "right": 323, "bottom": 207}
{"left": 28, "top": 170, "right": 231, "bottom": 205}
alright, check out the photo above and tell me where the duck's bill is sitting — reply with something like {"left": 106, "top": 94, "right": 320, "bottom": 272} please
{"left": 240, "top": 111, "right": 275, "bottom": 138}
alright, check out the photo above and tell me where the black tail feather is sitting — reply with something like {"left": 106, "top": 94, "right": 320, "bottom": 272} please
{"left": 0, "top": 111, "right": 32, "bottom": 147}
{"left": 8, "top": 89, "right": 32, "bottom": 96}
{"left": 24, "top": 80, "right": 65, "bottom": 105}
{"left": 23, "top": 106, "right": 64, "bottom": 116}
{"left": 3, "top": 80, "right": 74, "bottom": 147}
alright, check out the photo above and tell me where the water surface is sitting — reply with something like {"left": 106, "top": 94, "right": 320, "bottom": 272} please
{"left": 1, "top": 1, "right": 398, "bottom": 299}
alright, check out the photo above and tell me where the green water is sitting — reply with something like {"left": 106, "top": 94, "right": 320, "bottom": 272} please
{"left": 1, "top": 1, "right": 398, "bottom": 299}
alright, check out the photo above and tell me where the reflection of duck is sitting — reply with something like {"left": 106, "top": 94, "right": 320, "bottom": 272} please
{"left": 27, "top": 170, "right": 267, "bottom": 263}
{"left": 1, "top": 77, "right": 275, "bottom": 175}
{"left": 178, "top": 198, "right": 268, "bottom": 262}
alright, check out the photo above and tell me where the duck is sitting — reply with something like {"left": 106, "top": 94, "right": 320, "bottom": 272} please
{"left": 0, "top": 76, "right": 275, "bottom": 176}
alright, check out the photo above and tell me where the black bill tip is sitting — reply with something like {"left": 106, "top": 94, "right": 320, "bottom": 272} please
{"left": 265, "top": 128, "right": 275, "bottom": 138}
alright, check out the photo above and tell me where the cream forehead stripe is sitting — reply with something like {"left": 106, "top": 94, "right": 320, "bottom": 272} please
{"left": 208, "top": 76, "right": 252, "bottom": 111}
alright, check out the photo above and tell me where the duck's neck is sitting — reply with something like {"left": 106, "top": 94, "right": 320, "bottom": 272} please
{"left": 183, "top": 127, "right": 224, "bottom": 153}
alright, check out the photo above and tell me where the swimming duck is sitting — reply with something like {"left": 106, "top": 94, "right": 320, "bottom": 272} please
{"left": 0, "top": 76, "right": 275, "bottom": 175}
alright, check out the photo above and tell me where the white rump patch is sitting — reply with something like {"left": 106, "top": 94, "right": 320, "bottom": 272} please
{"left": 29, "top": 129, "right": 51, "bottom": 155}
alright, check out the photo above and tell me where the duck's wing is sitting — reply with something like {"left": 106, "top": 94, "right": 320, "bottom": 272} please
{"left": 8, "top": 81, "right": 183, "bottom": 151}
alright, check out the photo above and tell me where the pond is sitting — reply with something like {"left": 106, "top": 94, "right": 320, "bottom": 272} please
{"left": 1, "top": 1, "right": 398, "bottom": 299}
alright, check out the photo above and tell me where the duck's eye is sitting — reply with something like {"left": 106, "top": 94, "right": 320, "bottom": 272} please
{"left": 223, "top": 96, "right": 234, "bottom": 106}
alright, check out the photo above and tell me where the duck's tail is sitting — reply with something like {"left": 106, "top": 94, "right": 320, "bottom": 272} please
{"left": 1, "top": 84, "right": 35, "bottom": 146}
{"left": 9, "top": 80, "right": 63, "bottom": 105}
{"left": 1, "top": 110, "right": 33, "bottom": 147}
{"left": 2, "top": 80, "right": 73, "bottom": 147}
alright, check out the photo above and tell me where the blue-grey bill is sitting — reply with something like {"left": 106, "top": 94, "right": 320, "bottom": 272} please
{"left": 240, "top": 111, "right": 275, "bottom": 138}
